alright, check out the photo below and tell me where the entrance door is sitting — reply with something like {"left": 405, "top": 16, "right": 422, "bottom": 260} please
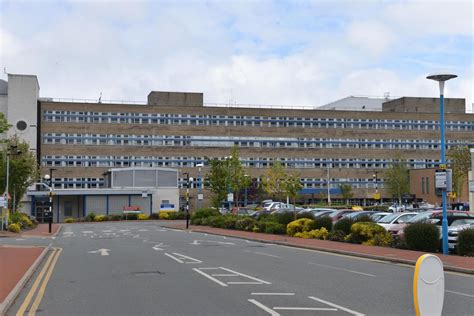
{"left": 35, "top": 206, "right": 51, "bottom": 223}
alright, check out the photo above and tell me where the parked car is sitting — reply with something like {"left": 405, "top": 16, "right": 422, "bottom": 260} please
{"left": 388, "top": 210, "right": 474, "bottom": 237}
{"left": 388, "top": 203, "right": 406, "bottom": 213}
{"left": 325, "top": 209, "right": 356, "bottom": 222}
{"left": 377, "top": 212, "right": 418, "bottom": 231}
{"left": 369, "top": 212, "right": 391, "bottom": 222}
{"left": 448, "top": 219, "right": 474, "bottom": 251}
{"left": 249, "top": 210, "right": 273, "bottom": 219}
{"left": 232, "top": 207, "right": 253, "bottom": 216}
{"left": 341, "top": 211, "right": 380, "bottom": 222}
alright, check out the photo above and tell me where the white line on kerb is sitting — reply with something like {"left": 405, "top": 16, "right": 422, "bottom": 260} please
{"left": 274, "top": 307, "right": 337, "bottom": 311}
{"left": 445, "top": 290, "right": 474, "bottom": 298}
{"left": 164, "top": 253, "right": 184, "bottom": 263}
{"left": 248, "top": 299, "right": 280, "bottom": 316}
{"left": 193, "top": 268, "right": 228, "bottom": 287}
{"left": 251, "top": 293, "right": 295, "bottom": 296}
{"left": 308, "top": 262, "right": 376, "bottom": 277}
{"left": 308, "top": 296, "right": 365, "bottom": 316}
{"left": 219, "top": 267, "right": 271, "bottom": 284}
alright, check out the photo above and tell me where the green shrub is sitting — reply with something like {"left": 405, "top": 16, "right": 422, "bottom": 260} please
{"left": 168, "top": 212, "right": 187, "bottom": 220}
{"left": 296, "top": 212, "right": 315, "bottom": 220}
{"left": 263, "top": 222, "right": 286, "bottom": 234}
{"left": 346, "top": 222, "right": 392, "bottom": 246}
{"left": 328, "top": 230, "right": 347, "bottom": 242}
{"left": 108, "top": 214, "right": 122, "bottom": 221}
{"left": 287, "top": 218, "right": 315, "bottom": 237}
{"left": 85, "top": 212, "right": 96, "bottom": 222}
{"left": 221, "top": 215, "right": 238, "bottom": 229}
{"left": 8, "top": 223, "right": 21, "bottom": 233}
{"left": 192, "top": 218, "right": 202, "bottom": 225}
{"left": 191, "top": 208, "right": 219, "bottom": 224}
{"left": 354, "top": 215, "right": 374, "bottom": 223}
{"left": 271, "top": 212, "right": 296, "bottom": 226}
{"left": 94, "top": 215, "right": 107, "bottom": 222}
{"left": 457, "top": 228, "right": 474, "bottom": 257}
{"left": 295, "top": 227, "right": 329, "bottom": 240}
{"left": 334, "top": 218, "right": 355, "bottom": 235}
{"left": 404, "top": 223, "right": 440, "bottom": 252}
{"left": 236, "top": 217, "right": 257, "bottom": 231}
{"left": 64, "top": 218, "right": 76, "bottom": 223}
{"left": 314, "top": 216, "right": 333, "bottom": 231}
{"left": 208, "top": 215, "right": 225, "bottom": 228}
{"left": 10, "top": 212, "right": 34, "bottom": 228}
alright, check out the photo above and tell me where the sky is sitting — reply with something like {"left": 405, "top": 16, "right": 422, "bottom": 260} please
{"left": 0, "top": 0, "right": 473, "bottom": 111}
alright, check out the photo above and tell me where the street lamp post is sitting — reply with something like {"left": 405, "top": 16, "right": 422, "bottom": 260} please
{"left": 183, "top": 172, "right": 193, "bottom": 229}
{"left": 373, "top": 171, "right": 379, "bottom": 204}
{"left": 427, "top": 72, "right": 457, "bottom": 255}
{"left": 43, "top": 174, "right": 53, "bottom": 233}
{"left": 196, "top": 163, "right": 204, "bottom": 210}
{"left": 327, "top": 164, "right": 331, "bottom": 206}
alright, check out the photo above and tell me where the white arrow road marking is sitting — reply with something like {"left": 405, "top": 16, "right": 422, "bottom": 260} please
{"left": 308, "top": 296, "right": 365, "bottom": 316}
{"left": 62, "top": 232, "right": 74, "bottom": 237}
{"left": 191, "top": 240, "right": 235, "bottom": 245}
{"left": 82, "top": 231, "right": 93, "bottom": 234}
{"left": 164, "top": 252, "right": 202, "bottom": 264}
{"left": 248, "top": 299, "right": 280, "bottom": 316}
{"left": 152, "top": 243, "right": 169, "bottom": 251}
{"left": 88, "top": 249, "right": 110, "bottom": 256}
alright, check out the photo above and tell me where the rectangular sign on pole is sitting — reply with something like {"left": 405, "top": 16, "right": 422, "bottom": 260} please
{"left": 470, "top": 181, "right": 474, "bottom": 193}
{"left": 227, "top": 193, "right": 234, "bottom": 202}
{"left": 435, "top": 171, "right": 447, "bottom": 189}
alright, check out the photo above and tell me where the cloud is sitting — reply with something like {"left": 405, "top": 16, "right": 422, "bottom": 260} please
{"left": 0, "top": 1, "right": 471, "bottom": 113}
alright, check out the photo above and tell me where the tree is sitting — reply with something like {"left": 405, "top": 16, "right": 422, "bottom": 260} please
{"left": 448, "top": 146, "right": 471, "bottom": 202}
{"left": 0, "top": 136, "right": 38, "bottom": 211}
{"left": 0, "top": 112, "right": 11, "bottom": 136}
{"left": 261, "top": 161, "right": 286, "bottom": 201}
{"left": 339, "top": 183, "right": 353, "bottom": 206}
{"left": 207, "top": 147, "right": 250, "bottom": 208}
{"left": 384, "top": 157, "right": 410, "bottom": 205}
{"left": 283, "top": 173, "right": 302, "bottom": 219}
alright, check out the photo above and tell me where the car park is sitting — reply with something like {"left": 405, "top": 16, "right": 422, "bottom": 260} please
{"left": 341, "top": 211, "right": 380, "bottom": 221}
{"left": 325, "top": 209, "right": 356, "bottom": 222}
{"left": 377, "top": 212, "right": 418, "bottom": 231}
{"left": 369, "top": 212, "right": 391, "bottom": 222}
{"left": 388, "top": 210, "right": 474, "bottom": 237}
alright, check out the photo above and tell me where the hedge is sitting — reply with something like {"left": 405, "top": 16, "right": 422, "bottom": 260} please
{"left": 287, "top": 218, "right": 315, "bottom": 237}
{"left": 404, "top": 223, "right": 440, "bottom": 252}
{"left": 346, "top": 222, "right": 392, "bottom": 246}
{"left": 457, "top": 228, "right": 474, "bottom": 257}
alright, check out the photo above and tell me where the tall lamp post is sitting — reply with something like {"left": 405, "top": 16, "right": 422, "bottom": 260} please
{"left": 427, "top": 72, "right": 457, "bottom": 255}
{"left": 373, "top": 171, "right": 379, "bottom": 204}
{"left": 196, "top": 163, "right": 204, "bottom": 210}
{"left": 327, "top": 164, "right": 331, "bottom": 206}
{"left": 183, "top": 172, "right": 193, "bottom": 229}
{"left": 43, "top": 174, "right": 53, "bottom": 233}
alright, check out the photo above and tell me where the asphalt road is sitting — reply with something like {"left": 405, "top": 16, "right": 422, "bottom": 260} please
{"left": 2, "top": 221, "right": 474, "bottom": 316}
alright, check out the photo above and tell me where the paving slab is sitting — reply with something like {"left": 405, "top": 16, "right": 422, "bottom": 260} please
{"left": 21, "top": 224, "right": 61, "bottom": 237}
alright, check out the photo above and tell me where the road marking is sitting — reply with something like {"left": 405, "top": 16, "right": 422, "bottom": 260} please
{"left": 245, "top": 250, "right": 281, "bottom": 258}
{"left": 172, "top": 252, "right": 202, "bottom": 264}
{"left": 27, "top": 248, "right": 63, "bottom": 316}
{"left": 164, "top": 253, "right": 184, "bottom": 263}
{"left": 248, "top": 299, "right": 280, "bottom": 316}
{"left": 16, "top": 238, "right": 26, "bottom": 241}
{"left": 308, "top": 262, "right": 376, "bottom": 277}
{"left": 193, "top": 268, "right": 228, "bottom": 287}
{"left": 445, "top": 290, "right": 474, "bottom": 298}
{"left": 211, "top": 274, "right": 239, "bottom": 277}
{"left": 219, "top": 267, "right": 271, "bottom": 284}
{"left": 82, "top": 231, "right": 93, "bottom": 234}
{"left": 227, "top": 281, "right": 264, "bottom": 284}
{"left": 16, "top": 249, "right": 58, "bottom": 316}
{"left": 88, "top": 249, "right": 110, "bottom": 256}
{"left": 191, "top": 239, "right": 235, "bottom": 245}
{"left": 152, "top": 243, "right": 169, "bottom": 251}
{"left": 308, "top": 296, "right": 365, "bottom": 316}
{"left": 251, "top": 293, "right": 295, "bottom": 296}
{"left": 274, "top": 307, "right": 337, "bottom": 311}
{"left": 102, "top": 230, "right": 112, "bottom": 233}
{"left": 132, "top": 234, "right": 140, "bottom": 238}
{"left": 169, "top": 229, "right": 182, "bottom": 232}
{"left": 119, "top": 229, "right": 130, "bottom": 232}
{"left": 138, "top": 229, "right": 149, "bottom": 232}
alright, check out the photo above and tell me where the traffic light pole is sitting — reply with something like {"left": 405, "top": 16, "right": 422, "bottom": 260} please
{"left": 48, "top": 189, "right": 53, "bottom": 233}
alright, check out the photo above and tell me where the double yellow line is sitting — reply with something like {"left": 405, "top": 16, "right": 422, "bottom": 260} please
{"left": 16, "top": 247, "right": 62, "bottom": 316}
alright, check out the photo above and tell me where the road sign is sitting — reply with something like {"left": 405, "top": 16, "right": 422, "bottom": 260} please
{"left": 373, "top": 193, "right": 381, "bottom": 200}
{"left": 197, "top": 193, "right": 203, "bottom": 201}
{"left": 435, "top": 171, "right": 447, "bottom": 189}
{"left": 470, "top": 181, "right": 474, "bottom": 193}
{"left": 227, "top": 193, "right": 234, "bottom": 202}
{"left": 439, "top": 164, "right": 447, "bottom": 170}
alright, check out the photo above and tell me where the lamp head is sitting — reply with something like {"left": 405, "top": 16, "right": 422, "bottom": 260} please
{"left": 426, "top": 72, "right": 457, "bottom": 82}
{"left": 189, "top": 177, "right": 194, "bottom": 182}
{"left": 44, "top": 174, "right": 51, "bottom": 180}
{"left": 196, "top": 163, "right": 204, "bottom": 168}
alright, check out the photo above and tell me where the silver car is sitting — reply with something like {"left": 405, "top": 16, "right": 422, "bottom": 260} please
{"left": 447, "top": 219, "right": 474, "bottom": 251}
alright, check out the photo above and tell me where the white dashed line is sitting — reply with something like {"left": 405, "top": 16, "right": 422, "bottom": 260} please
{"left": 245, "top": 250, "right": 281, "bottom": 258}
{"left": 274, "top": 307, "right": 337, "bottom": 311}
{"left": 219, "top": 267, "right": 271, "bottom": 284}
{"left": 251, "top": 293, "right": 295, "bottom": 296}
{"left": 164, "top": 253, "right": 184, "bottom": 263}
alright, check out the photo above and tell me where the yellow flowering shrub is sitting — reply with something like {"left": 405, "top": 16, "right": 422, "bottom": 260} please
{"left": 294, "top": 227, "right": 329, "bottom": 240}
{"left": 346, "top": 222, "right": 392, "bottom": 246}
{"left": 287, "top": 218, "right": 315, "bottom": 237}
{"left": 138, "top": 213, "right": 149, "bottom": 220}
{"left": 64, "top": 218, "right": 76, "bottom": 223}
{"left": 94, "top": 215, "right": 107, "bottom": 222}
{"left": 8, "top": 223, "right": 21, "bottom": 233}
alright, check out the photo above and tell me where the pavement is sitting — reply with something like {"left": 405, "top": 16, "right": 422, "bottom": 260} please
{"left": 0, "top": 221, "right": 471, "bottom": 316}
{"left": 166, "top": 223, "right": 474, "bottom": 274}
